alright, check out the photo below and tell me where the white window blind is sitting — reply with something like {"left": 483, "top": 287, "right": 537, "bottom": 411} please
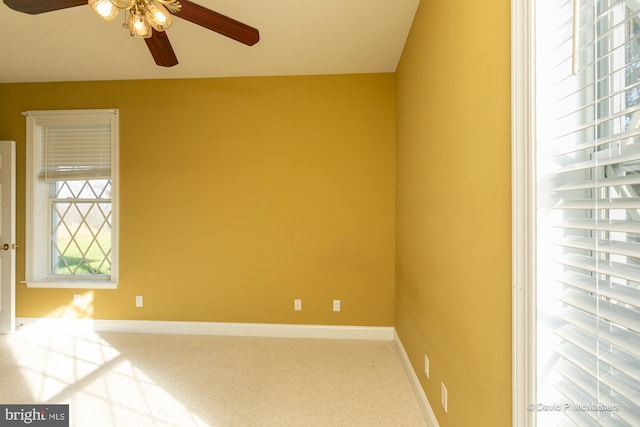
{"left": 40, "top": 124, "right": 111, "bottom": 181}
{"left": 537, "top": 0, "right": 640, "bottom": 426}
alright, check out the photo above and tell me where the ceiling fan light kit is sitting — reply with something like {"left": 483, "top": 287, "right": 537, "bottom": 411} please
{"left": 89, "top": 0, "right": 176, "bottom": 37}
{"left": 3, "top": 0, "right": 260, "bottom": 67}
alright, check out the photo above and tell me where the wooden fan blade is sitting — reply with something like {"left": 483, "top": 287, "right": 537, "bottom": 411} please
{"left": 3, "top": 0, "right": 87, "bottom": 14}
{"left": 176, "top": 0, "right": 259, "bottom": 46}
{"left": 144, "top": 29, "right": 179, "bottom": 67}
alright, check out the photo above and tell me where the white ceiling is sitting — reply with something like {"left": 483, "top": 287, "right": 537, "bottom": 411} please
{"left": 0, "top": 0, "right": 420, "bottom": 83}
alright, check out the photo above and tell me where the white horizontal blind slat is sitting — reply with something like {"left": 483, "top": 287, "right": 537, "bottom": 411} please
{"left": 556, "top": 253, "right": 640, "bottom": 283}
{"left": 556, "top": 235, "right": 640, "bottom": 257}
{"left": 555, "top": 218, "right": 640, "bottom": 232}
{"left": 554, "top": 173, "right": 640, "bottom": 191}
{"left": 555, "top": 343, "right": 640, "bottom": 408}
{"left": 554, "top": 361, "right": 640, "bottom": 426}
{"left": 556, "top": 324, "right": 640, "bottom": 383}
{"left": 556, "top": 270, "right": 640, "bottom": 308}
{"left": 554, "top": 381, "right": 610, "bottom": 427}
{"left": 552, "top": 148, "right": 640, "bottom": 174}
{"left": 558, "top": 288, "right": 640, "bottom": 334}
{"left": 556, "top": 197, "right": 640, "bottom": 209}
{"left": 552, "top": 127, "right": 640, "bottom": 157}
{"left": 554, "top": 306, "right": 640, "bottom": 361}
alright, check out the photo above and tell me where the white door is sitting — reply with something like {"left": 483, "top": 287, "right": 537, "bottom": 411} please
{"left": 0, "top": 141, "right": 16, "bottom": 334}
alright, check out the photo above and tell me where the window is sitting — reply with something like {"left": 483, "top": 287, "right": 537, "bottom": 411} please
{"left": 24, "top": 109, "right": 119, "bottom": 289}
{"left": 515, "top": 0, "right": 640, "bottom": 425}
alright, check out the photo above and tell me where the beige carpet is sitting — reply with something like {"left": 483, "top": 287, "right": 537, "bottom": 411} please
{"left": 0, "top": 323, "right": 427, "bottom": 426}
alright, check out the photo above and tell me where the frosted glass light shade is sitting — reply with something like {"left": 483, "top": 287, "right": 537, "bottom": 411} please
{"left": 89, "top": 0, "right": 119, "bottom": 22}
{"left": 128, "top": 10, "right": 152, "bottom": 38}
{"left": 146, "top": 1, "right": 173, "bottom": 31}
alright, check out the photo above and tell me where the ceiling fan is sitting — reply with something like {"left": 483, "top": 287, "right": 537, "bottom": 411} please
{"left": 3, "top": 0, "right": 260, "bottom": 67}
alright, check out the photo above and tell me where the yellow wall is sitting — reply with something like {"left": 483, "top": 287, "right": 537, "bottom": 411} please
{"left": 395, "top": 1, "right": 512, "bottom": 426}
{"left": 0, "top": 74, "right": 396, "bottom": 326}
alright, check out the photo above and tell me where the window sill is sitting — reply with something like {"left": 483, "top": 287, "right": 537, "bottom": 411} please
{"left": 22, "top": 280, "right": 118, "bottom": 290}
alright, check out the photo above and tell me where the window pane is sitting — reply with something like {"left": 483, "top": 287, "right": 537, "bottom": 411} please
{"left": 51, "top": 179, "right": 111, "bottom": 276}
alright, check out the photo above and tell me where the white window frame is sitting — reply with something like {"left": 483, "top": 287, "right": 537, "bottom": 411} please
{"left": 24, "top": 109, "right": 119, "bottom": 289}
{"left": 512, "top": 0, "right": 536, "bottom": 425}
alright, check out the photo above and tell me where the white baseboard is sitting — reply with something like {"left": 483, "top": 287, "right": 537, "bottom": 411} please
{"left": 15, "top": 317, "right": 395, "bottom": 340}
{"left": 393, "top": 330, "right": 440, "bottom": 427}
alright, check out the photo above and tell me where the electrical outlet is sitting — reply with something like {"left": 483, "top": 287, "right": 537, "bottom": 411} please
{"left": 294, "top": 299, "right": 302, "bottom": 311}
{"left": 424, "top": 354, "right": 430, "bottom": 378}
{"left": 73, "top": 294, "right": 81, "bottom": 306}
{"left": 332, "top": 299, "right": 341, "bottom": 312}
{"left": 136, "top": 296, "right": 143, "bottom": 307}
{"left": 441, "top": 383, "right": 448, "bottom": 413}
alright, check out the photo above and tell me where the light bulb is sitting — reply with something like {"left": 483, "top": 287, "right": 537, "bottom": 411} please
{"left": 145, "top": 1, "right": 173, "bottom": 32}
{"left": 128, "top": 10, "right": 152, "bottom": 38}
{"left": 89, "top": 0, "right": 119, "bottom": 22}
